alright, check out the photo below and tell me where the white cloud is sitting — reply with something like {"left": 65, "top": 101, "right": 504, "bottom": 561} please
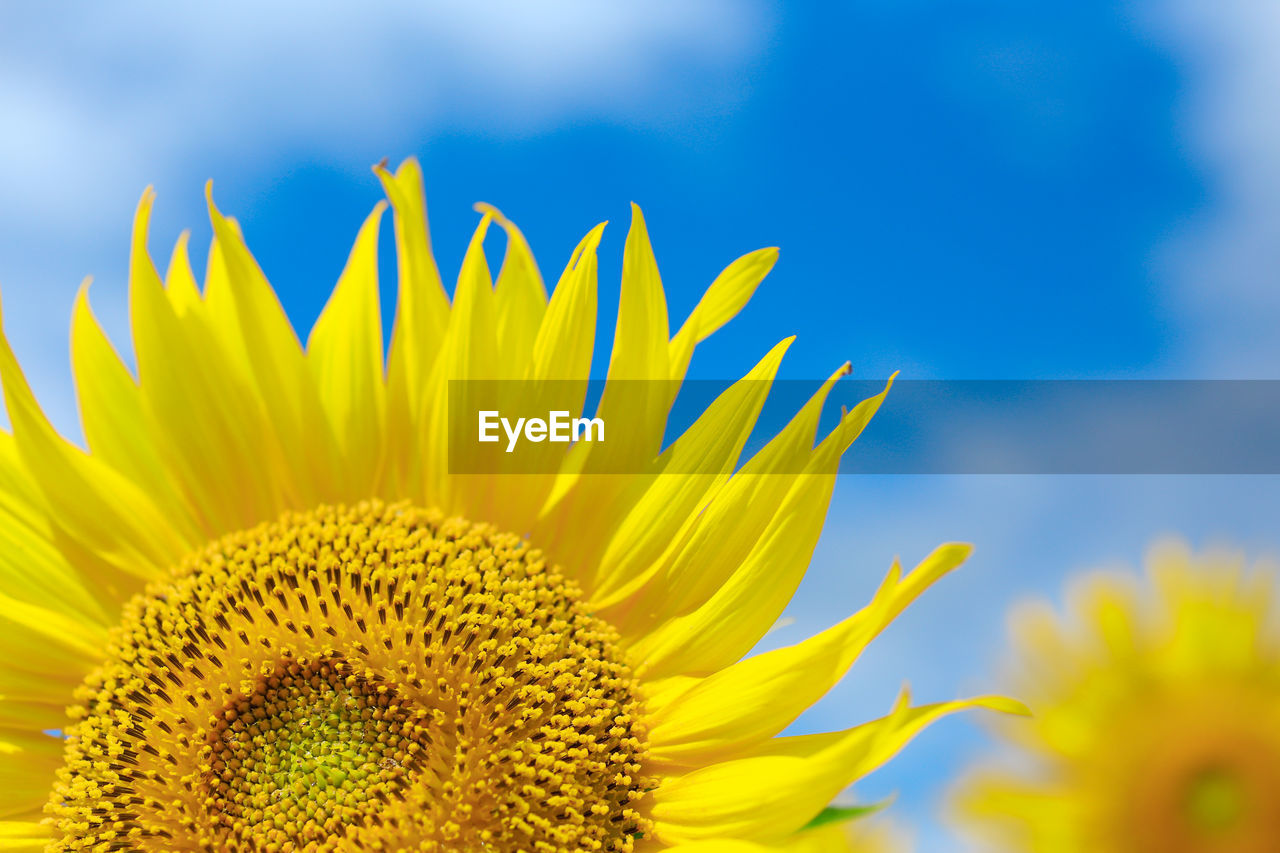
{"left": 1144, "top": 0, "right": 1280, "bottom": 376}
{"left": 0, "top": 0, "right": 771, "bottom": 434}
{"left": 1, "top": 1, "right": 765, "bottom": 223}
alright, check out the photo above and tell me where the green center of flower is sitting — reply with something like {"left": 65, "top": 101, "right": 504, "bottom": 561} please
{"left": 207, "top": 658, "right": 427, "bottom": 845}
{"left": 1185, "top": 766, "right": 1246, "bottom": 834}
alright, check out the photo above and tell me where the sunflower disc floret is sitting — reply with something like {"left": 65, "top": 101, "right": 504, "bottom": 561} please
{"left": 49, "top": 501, "right": 650, "bottom": 851}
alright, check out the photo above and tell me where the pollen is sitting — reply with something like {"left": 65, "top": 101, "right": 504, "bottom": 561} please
{"left": 47, "top": 501, "right": 651, "bottom": 851}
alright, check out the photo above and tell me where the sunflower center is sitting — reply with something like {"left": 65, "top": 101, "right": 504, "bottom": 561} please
{"left": 207, "top": 658, "right": 429, "bottom": 845}
{"left": 49, "top": 501, "right": 651, "bottom": 852}
{"left": 1184, "top": 766, "right": 1246, "bottom": 834}
{"left": 1110, "top": 694, "right": 1280, "bottom": 853}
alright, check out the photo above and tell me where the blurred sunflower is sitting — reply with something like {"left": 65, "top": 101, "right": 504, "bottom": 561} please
{"left": 675, "top": 815, "right": 907, "bottom": 852}
{"left": 0, "top": 157, "right": 1014, "bottom": 851}
{"left": 954, "top": 542, "right": 1280, "bottom": 853}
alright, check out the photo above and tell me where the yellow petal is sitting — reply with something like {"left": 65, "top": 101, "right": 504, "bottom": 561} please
{"left": 745, "top": 692, "right": 1029, "bottom": 761}
{"left": 201, "top": 230, "right": 250, "bottom": 372}
{"left": 0, "top": 431, "right": 113, "bottom": 622}
{"left": 529, "top": 223, "right": 603, "bottom": 383}
{"left": 0, "top": 291, "right": 187, "bottom": 583}
{"left": 631, "top": 383, "right": 891, "bottom": 679}
{"left": 132, "top": 190, "right": 285, "bottom": 532}
{"left": 73, "top": 281, "right": 207, "bottom": 551}
{"left": 526, "top": 206, "right": 676, "bottom": 579}
{"left": 476, "top": 201, "right": 547, "bottom": 372}
{"left": 162, "top": 229, "right": 203, "bottom": 315}
{"left": 0, "top": 729, "right": 62, "bottom": 822}
{"left": 594, "top": 203, "right": 671, "bottom": 466}
{"left": 419, "top": 212, "right": 496, "bottom": 513}
{"left": 591, "top": 337, "right": 794, "bottom": 608}
{"left": 307, "top": 202, "right": 388, "bottom": 498}
{"left": 647, "top": 544, "right": 972, "bottom": 768}
{"left": 605, "top": 364, "right": 853, "bottom": 630}
{"left": 375, "top": 157, "right": 450, "bottom": 495}
{"left": 521, "top": 224, "right": 609, "bottom": 549}
{"left": 0, "top": 592, "right": 107, "bottom": 693}
{"left": 0, "top": 819, "right": 52, "bottom": 852}
{"left": 651, "top": 692, "right": 1023, "bottom": 844}
{"left": 205, "top": 182, "right": 340, "bottom": 506}
{"left": 483, "top": 223, "right": 606, "bottom": 536}
{"left": 669, "top": 246, "right": 778, "bottom": 382}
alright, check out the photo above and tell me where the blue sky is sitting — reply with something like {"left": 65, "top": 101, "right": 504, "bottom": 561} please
{"left": 3, "top": 1, "right": 1280, "bottom": 848}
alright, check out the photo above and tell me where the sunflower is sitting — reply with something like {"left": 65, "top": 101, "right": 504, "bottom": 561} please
{"left": 681, "top": 817, "right": 908, "bottom": 853}
{"left": 953, "top": 542, "right": 1280, "bottom": 853}
{"left": 0, "top": 157, "right": 1013, "bottom": 852}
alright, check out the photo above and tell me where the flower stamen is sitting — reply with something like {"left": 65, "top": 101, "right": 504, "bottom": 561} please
{"left": 49, "top": 501, "right": 651, "bottom": 852}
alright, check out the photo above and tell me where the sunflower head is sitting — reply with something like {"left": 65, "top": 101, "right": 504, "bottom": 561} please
{"left": 0, "top": 157, "right": 1012, "bottom": 851}
{"left": 954, "top": 542, "right": 1280, "bottom": 853}
{"left": 50, "top": 502, "right": 649, "bottom": 850}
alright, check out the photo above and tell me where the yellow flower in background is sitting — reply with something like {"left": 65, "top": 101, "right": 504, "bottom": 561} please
{"left": 953, "top": 543, "right": 1280, "bottom": 853}
{"left": 671, "top": 816, "right": 908, "bottom": 852}
{"left": 0, "top": 157, "right": 1014, "bottom": 851}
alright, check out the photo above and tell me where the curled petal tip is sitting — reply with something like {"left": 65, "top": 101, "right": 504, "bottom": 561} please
{"left": 981, "top": 695, "right": 1033, "bottom": 717}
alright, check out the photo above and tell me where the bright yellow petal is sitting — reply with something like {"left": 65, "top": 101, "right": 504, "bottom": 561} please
{"left": 419, "top": 212, "right": 497, "bottom": 514}
{"left": 306, "top": 202, "right": 388, "bottom": 498}
{"left": 0, "top": 433, "right": 111, "bottom": 622}
{"left": 529, "top": 223, "right": 604, "bottom": 383}
{"left": 669, "top": 246, "right": 778, "bottom": 383}
{"left": 201, "top": 230, "right": 250, "bottom": 372}
{"left": 535, "top": 219, "right": 775, "bottom": 584}
{"left": 0, "top": 594, "right": 107, "bottom": 667}
{"left": 482, "top": 223, "right": 605, "bottom": 535}
{"left": 591, "top": 337, "right": 794, "bottom": 607}
{"left": 205, "top": 182, "right": 340, "bottom": 506}
{"left": 0, "top": 729, "right": 62, "bottom": 822}
{"left": 374, "top": 157, "right": 450, "bottom": 496}
{"left": 0, "top": 292, "right": 187, "bottom": 584}
{"left": 476, "top": 201, "right": 547, "bottom": 371}
{"left": 162, "top": 229, "right": 203, "bottom": 315}
{"left": 70, "top": 280, "right": 181, "bottom": 523}
{"left": 604, "top": 364, "right": 853, "bottom": 631}
{"left": 0, "top": 819, "right": 52, "bottom": 852}
{"left": 593, "top": 203, "right": 671, "bottom": 468}
{"left": 651, "top": 693, "right": 1023, "bottom": 844}
{"left": 529, "top": 205, "right": 670, "bottom": 577}
{"left": 130, "top": 190, "right": 285, "bottom": 532}
{"left": 631, "top": 383, "right": 891, "bottom": 679}
{"left": 647, "top": 545, "right": 972, "bottom": 769}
